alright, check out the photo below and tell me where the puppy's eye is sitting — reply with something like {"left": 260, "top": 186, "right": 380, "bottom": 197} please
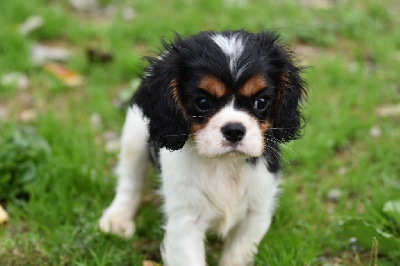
{"left": 195, "top": 97, "right": 211, "bottom": 111}
{"left": 254, "top": 97, "right": 268, "bottom": 111}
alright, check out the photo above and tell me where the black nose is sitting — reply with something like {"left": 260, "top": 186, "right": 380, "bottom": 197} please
{"left": 221, "top": 123, "right": 246, "bottom": 143}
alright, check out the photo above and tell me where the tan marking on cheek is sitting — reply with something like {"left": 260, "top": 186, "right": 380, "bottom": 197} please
{"left": 259, "top": 119, "right": 272, "bottom": 153}
{"left": 190, "top": 111, "right": 219, "bottom": 135}
{"left": 199, "top": 75, "right": 227, "bottom": 98}
{"left": 239, "top": 74, "right": 267, "bottom": 97}
{"left": 190, "top": 122, "right": 207, "bottom": 134}
{"left": 260, "top": 120, "right": 272, "bottom": 135}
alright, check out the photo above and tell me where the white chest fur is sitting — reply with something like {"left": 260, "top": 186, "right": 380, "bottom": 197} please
{"left": 160, "top": 143, "right": 279, "bottom": 237}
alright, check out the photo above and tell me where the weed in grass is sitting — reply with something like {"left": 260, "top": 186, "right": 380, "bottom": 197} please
{"left": 370, "top": 237, "right": 379, "bottom": 266}
{"left": 0, "top": 127, "right": 51, "bottom": 205}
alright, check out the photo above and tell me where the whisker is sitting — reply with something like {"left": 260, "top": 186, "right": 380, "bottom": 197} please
{"left": 264, "top": 136, "right": 299, "bottom": 158}
{"left": 162, "top": 134, "right": 189, "bottom": 137}
{"left": 264, "top": 145, "right": 290, "bottom": 166}
{"left": 264, "top": 146, "right": 285, "bottom": 168}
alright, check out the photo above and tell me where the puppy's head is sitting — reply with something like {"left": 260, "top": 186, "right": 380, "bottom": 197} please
{"left": 132, "top": 30, "right": 306, "bottom": 157}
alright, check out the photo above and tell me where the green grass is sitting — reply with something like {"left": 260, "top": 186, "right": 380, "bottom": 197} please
{"left": 1, "top": 0, "right": 400, "bottom": 265}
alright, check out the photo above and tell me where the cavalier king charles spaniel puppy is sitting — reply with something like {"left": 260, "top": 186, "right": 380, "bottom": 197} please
{"left": 99, "top": 30, "right": 306, "bottom": 266}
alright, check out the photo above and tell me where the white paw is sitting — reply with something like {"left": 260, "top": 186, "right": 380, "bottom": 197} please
{"left": 99, "top": 208, "right": 135, "bottom": 239}
{"left": 219, "top": 254, "right": 254, "bottom": 266}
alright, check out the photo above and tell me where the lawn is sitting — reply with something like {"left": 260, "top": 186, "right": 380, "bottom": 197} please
{"left": 1, "top": 0, "right": 400, "bottom": 265}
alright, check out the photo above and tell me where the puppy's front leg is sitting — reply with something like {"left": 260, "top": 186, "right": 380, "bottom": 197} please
{"left": 219, "top": 211, "right": 273, "bottom": 266}
{"left": 99, "top": 107, "right": 149, "bottom": 239}
{"left": 162, "top": 215, "right": 207, "bottom": 266}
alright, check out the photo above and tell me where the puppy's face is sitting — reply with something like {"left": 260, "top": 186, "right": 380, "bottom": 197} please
{"left": 176, "top": 74, "right": 272, "bottom": 158}
{"left": 133, "top": 31, "right": 306, "bottom": 157}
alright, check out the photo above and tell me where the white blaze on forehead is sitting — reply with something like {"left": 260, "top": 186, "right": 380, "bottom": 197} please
{"left": 211, "top": 33, "right": 247, "bottom": 78}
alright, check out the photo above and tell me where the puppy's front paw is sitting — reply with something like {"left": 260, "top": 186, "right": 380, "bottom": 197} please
{"left": 219, "top": 254, "right": 254, "bottom": 266}
{"left": 99, "top": 208, "right": 135, "bottom": 239}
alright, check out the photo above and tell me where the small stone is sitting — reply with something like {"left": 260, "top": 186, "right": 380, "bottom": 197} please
{"left": 105, "top": 139, "right": 120, "bottom": 152}
{"left": 376, "top": 104, "right": 400, "bottom": 117}
{"left": 90, "top": 113, "right": 102, "bottom": 130}
{"left": 104, "top": 5, "right": 118, "bottom": 17}
{"left": 1, "top": 72, "right": 29, "bottom": 90}
{"left": 19, "top": 16, "right": 44, "bottom": 35}
{"left": 103, "top": 131, "right": 120, "bottom": 152}
{"left": 327, "top": 188, "right": 342, "bottom": 202}
{"left": 20, "top": 109, "right": 37, "bottom": 122}
{"left": 32, "top": 44, "right": 69, "bottom": 66}
{"left": 103, "top": 130, "right": 119, "bottom": 141}
{"left": 122, "top": 7, "right": 136, "bottom": 21}
{"left": 347, "top": 62, "right": 358, "bottom": 73}
{"left": 349, "top": 237, "right": 362, "bottom": 251}
{"left": 338, "top": 167, "right": 347, "bottom": 176}
{"left": 69, "top": 0, "right": 98, "bottom": 11}
{"left": 304, "top": 0, "right": 335, "bottom": 9}
{"left": 370, "top": 126, "right": 382, "bottom": 138}
{"left": 327, "top": 206, "right": 334, "bottom": 214}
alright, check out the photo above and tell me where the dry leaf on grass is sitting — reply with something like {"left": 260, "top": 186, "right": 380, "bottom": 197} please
{"left": 19, "top": 109, "right": 38, "bottom": 123}
{"left": 143, "top": 260, "right": 160, "bottom": 266}
{"left": 0, "top": 205, "right": 9, "bottom": 224}
{"left": 44, "top": 62, "right": 84, "bottom": 87}
{"left": 87, "top": 48, "right": 113, "bottom": 64}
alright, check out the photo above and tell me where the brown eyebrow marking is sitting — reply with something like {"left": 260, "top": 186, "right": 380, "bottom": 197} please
{"left": 239, "top": 74, "right": 267, "bottom": 97}
{"left": 198, "top": 75, "right": 227, "bottom": 98}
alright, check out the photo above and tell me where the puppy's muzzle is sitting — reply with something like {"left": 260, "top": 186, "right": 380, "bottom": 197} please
{"left": 221, "top": 122, "right": 246, "bottom": 143}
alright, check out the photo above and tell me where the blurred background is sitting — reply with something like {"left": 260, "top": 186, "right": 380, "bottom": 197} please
{"left": 0, "top": 0, "right": 399, "bottom": 265}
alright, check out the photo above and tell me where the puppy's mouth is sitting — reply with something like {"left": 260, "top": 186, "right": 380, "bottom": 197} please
{"left": 218, "top": 142, "right": 252, "bottom": 157}
{"left": 223, "top": 150, "right": 248, "bottom": 158}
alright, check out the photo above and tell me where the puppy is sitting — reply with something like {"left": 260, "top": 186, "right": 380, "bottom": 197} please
{"left": 99, "top": 30, "right": 306, "bottom": 266}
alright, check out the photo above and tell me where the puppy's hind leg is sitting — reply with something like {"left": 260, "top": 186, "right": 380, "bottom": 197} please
{"left": 99, "top": 106, "right": 149, "bottom": 239}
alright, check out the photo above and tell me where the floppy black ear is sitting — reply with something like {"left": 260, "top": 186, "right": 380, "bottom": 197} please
{"left": 273, "top": 68, "right": 306, "bottom": 142}
{"left": 256, "top": 31, "right": 307, "bottom": 142}
{"left": 131, "top": 54, "right": 189, "bottom": 151}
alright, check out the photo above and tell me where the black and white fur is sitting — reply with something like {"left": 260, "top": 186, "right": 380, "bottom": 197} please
{"left": 99, "top": 30, "right": 306, "bottom": 266}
